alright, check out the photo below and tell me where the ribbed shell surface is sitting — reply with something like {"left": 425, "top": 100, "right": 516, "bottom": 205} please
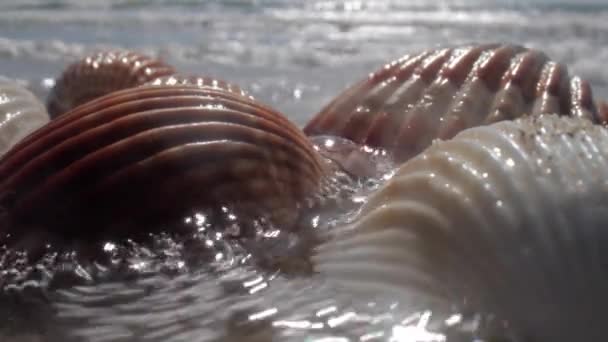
{"left": 1, "top": 85, "right": 326, "bottom": 239}
{"left": 47, "top": 50, "right": 175, "bottom": 118}
{"left": 0, "top": 77, "right": 49, "bottom": 155}
{"left": 314, "top": 114, "right": 608, "bottom": 341}
{"left": 146, "top": 75, "right": 249, "bottom": 98}
{"left": 304, "top": 44, "right": 601, "bottom": 162}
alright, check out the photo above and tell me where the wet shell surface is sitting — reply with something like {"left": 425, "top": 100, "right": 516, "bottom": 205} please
{"left": 314, "top": 114, "right": 608, "bottom": 341}
{"left": 47, "top": 50, "right": 175, "bottom": 118}
{"left": 146, "top": 74, "right": 250, "bottom": 98}
{"left": 0, "top": 85, "right": 327, "bottom": 241}
{"left": 0, "top": 77, "right": 50, "bottom": 155}
{"left": 305, "top": 44, "right": 601, "bottom": 162}
{"left": 598, "top": 100, "right": 608, "bottom": 123}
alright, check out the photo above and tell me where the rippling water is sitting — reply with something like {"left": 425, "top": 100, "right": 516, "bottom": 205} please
{"left": 1, "top": 0, "right": 607, "bottom": 341}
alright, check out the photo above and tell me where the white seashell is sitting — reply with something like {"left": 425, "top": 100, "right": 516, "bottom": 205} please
{"left": 314, "top": 114, "right": 608, "bottom": 340}
{"left": 0, "top": 77, "right": 49, "bottom": 156}
{"left": 305, "top": 44, "right": 601, "bottom": 162}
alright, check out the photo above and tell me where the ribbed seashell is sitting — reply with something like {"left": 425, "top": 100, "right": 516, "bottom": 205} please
{"left": 1, "top": 85, "right": 327, "bottom": 241}
{"left": 314, "top": 114, "right": 608, "bottom": 341}
{"left": 47, "top": 50, "right": 175, "bottom": 118}
{"left": 146, "top": 74, "right": 249, "bottom": 98}
{"left": 305, "top": 44, "right": 601, "bottom": 162}
{"left": 0, "top": 77, "right": 49, "bottom": 155}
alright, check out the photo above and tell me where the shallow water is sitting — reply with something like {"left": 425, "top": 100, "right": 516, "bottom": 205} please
{"left": 0, "top": 145, "right": 511, "bottom": 342}
{"left": 1, "top": 0, "right": 607, "bottom": 341}
{"left": 1, "top": 157, "right": 477, "bottom": 342}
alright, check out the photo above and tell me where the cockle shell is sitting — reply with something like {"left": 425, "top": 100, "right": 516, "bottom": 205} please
{"left": 47, "top": 50, "right": 175, "bottom": 118}
{"left": 305, "top": 44, "right": 601, "bottom": 162}
{"left": 0, "top": 77, "right": 49, "bottom": 155}
{"left": 0, "top": 85, "right": 327, "bottom": 241}
{"left": 146, "top": 74, "right": 249, "bottom": 98}
{"left": 314, "top": 114, "right": 608, "bottom": 341}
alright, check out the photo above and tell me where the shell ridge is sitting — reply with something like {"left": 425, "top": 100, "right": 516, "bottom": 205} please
{"left": 569, "top": 76, "right": 598, "bottom": 121}
{"left": 360, "top": 168, "right": 506, "bottom": 301}
{"left": 410, "top": 149, "right": 531, "bottom": 300}
{"left": 2, "top": 87, "right": 203, "bottom": 161}
{"left": 0, "top": 78, "right": 49, "bottom": 157}
{"left": 19, "top": 121, "right": 320, "bottom": 214}
{"left": 457, "top": 123, "right": 569, "bottom": 288}
{"left": 531, "top": 121, "right": 607, "bottom": 287}
{"left": 1, "top": 98, "right": 321, "bottom": 193}
{"left": 531, "top": 62, "right": 561, "bottom": 114}
{"left": 85, "top": 142, "right": 318, "bottom": 217}
{"left": 17, "top": 110, "right": 322, "bottom": 206}
{"left": 16, "top": 141, "right": 314, "bottom": 229}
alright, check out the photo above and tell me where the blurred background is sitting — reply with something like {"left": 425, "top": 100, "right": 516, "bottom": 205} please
{"left": 0, "top": 0, "right": 607, "bottom": 126}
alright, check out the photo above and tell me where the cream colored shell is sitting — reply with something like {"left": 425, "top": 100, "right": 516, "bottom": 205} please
{"left": 314, "top": 114, "right": 608, "bottom": 340}
{"left": 0, "top": 77, "right": 49, "bottom": 155}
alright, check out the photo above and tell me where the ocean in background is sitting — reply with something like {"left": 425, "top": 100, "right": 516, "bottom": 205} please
{"left": 1, "top": 1, "right": 608, "bottom": 341}
{"left": 0, "top": 0, "right": 607, "bottom": 126}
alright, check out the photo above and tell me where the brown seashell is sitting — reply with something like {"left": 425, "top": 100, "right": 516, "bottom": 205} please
{"left": 146, "top": 74, "right": 250, "bottom": 98}
{"left": 598, "top": 100, "right": 608, "bottom": 123}
{"left": 304, "top": 44, "right": 601, "bottom": 162}
{"left": 1, "top": 85, "right": 327, "bottom": 241}
{"left": 47, "top": 50, "right": 175, "bottom": 118}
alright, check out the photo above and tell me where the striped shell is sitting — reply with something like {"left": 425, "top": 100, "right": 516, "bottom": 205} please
{"left": 305, "top": 44, "right": 601, "bottom": 162}
{"left": 0, "top": 77, "right": 49, "bottom": 155}
{"left": 146, "top": 75, "right": 249, "bottom": 98}
{"left": 314, "top": 114, "right": 608, "bottom": 340}
{"left": 47, "top": 50, "right": 175, "bottom": 118}
{"left": 0, "top": 85, "right": 327, "bottom": 241}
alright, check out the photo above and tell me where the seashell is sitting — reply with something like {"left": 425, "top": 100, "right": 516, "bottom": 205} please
{"left": 0, "top": 77, "right": 50, "bottom": 155}
{"left": 313, "top": 114, "right": 608, "bottom": 340}
{"left": 598, "top": 99, "right": 608, "bottom": 123}
{"left": 146, "top": 74, "right": 250, "bottom": 98}
{"left": 47, "top": 50, "right": 175, "bottom": 118}
{"left": 304, "top": 44, "right": 601, "bottom": 162}
{"left": 1, "top": 85, "right": 327, "bottom": 241}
